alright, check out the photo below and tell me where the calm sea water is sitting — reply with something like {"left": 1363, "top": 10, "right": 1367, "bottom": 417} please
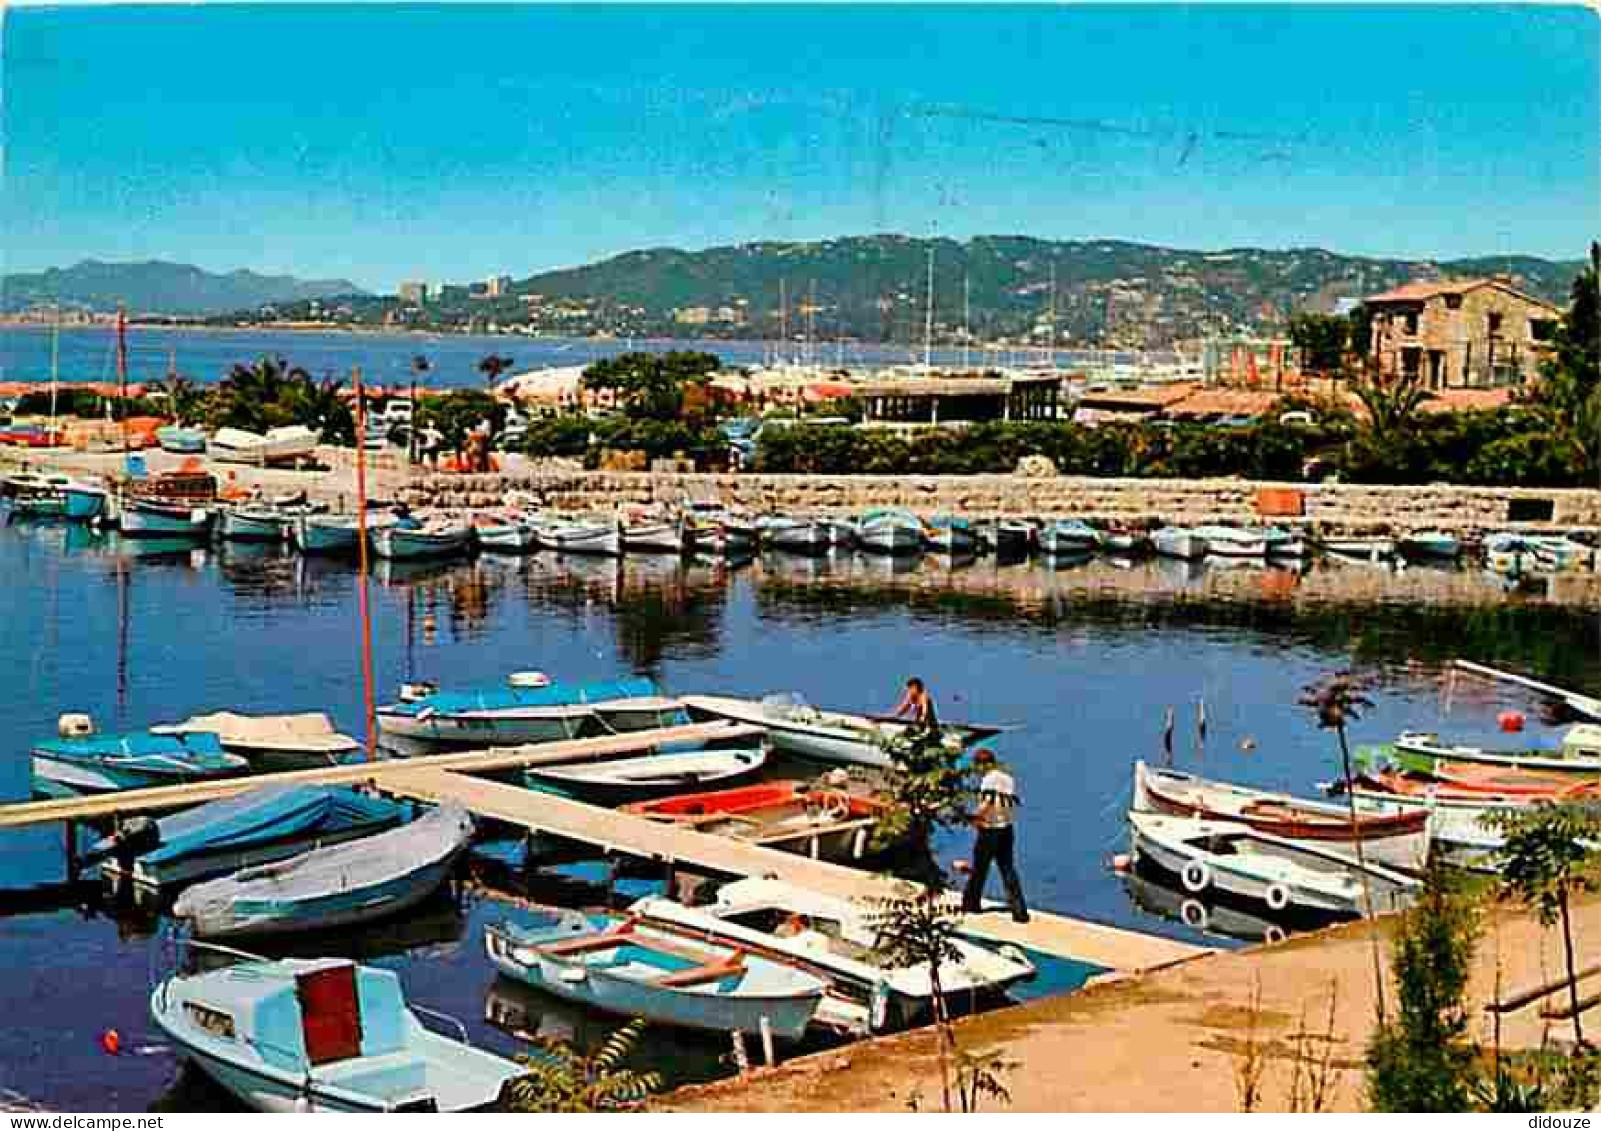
{"left": 0, "top": 519, "right": 1595, "bottom": 1110}
{"left": 0, "top": 325, "right": 1159, "bottom": 391}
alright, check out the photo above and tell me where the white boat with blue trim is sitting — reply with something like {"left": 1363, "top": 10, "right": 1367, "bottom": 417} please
{"left": 485, "top": 908, "right": 828, "bottom": 1040}
{"left": 171, "top": 805, "right": 474, "bottom": 938}
{"left": 151, "top": 947, "right": 521, "bottom": 1112}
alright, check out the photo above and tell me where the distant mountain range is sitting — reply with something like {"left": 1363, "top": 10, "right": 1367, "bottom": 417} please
{"left": 1, "top": 260, "right": 367, "bottom": 316}
{"left": 491, "top": 236, "right": 1584, "bottom": 343}
{"left": 11, "top": 238, "right": 1585, "bottom": 346}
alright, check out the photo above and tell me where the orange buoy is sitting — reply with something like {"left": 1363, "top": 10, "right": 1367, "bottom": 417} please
{"left": 1111, "top": 853, "right": 1133, "bottom": 874}
{"left": 100, "top": 1029, "right": 121, "bottom": 1055}
{"left": 1498, "top": 710, "right": 1526, "bottom": 733}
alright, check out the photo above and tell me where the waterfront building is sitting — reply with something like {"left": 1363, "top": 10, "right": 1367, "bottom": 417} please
{"left": 485, "top": 274, "right": 513, "bottom": 298}
{"left": 1363, "top": 277, "right": 1560, "bottom": 389}
{"left": 857, "top": 371, "right": 1062, "bottom": 426}
{"left": 397, "top": 281, "right": 428, "bottom": 304}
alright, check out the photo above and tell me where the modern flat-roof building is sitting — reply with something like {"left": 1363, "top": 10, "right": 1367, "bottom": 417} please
{"left": 1364, "top": 278, "right": 1560, "bottom": 389}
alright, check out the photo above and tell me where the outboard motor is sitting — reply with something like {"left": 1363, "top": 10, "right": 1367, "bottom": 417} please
{"left": 85, "top": 814, "right": 161, "bottom": 865}
{"left": 506, "top": 671, "right": 551, "bottom": 689}
{"left": 398, "top": 681, "right": 438, "bottom": 703}
{"left": 57, "top": 713, "right": 95, "bottom": 738}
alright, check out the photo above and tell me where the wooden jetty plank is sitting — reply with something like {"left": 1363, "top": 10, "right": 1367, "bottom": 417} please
{"left": 385, "top": 768, "right": 1207, "bottom": 973}
{"left": 0, "top": 721, "right": 761, "bottom": 828}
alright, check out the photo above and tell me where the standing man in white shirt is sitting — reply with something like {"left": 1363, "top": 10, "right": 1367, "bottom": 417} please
{"left": 961, "top": 748, "right": 1030, "bottom": 923}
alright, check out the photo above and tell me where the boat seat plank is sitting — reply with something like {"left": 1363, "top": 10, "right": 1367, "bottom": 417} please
{"left": 655, "top": 958, "right": 743, "bottom": 988}
{"left": 538, "top": 929, "right": 633, "bottom": 956}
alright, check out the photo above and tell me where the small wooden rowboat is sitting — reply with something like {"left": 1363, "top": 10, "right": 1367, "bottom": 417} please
{"left": 622, "top": 781, "right": 888, "bottom": 862}
{"left": 485, "top": 909, "right": 827, "bottom": 1039}
{"left": 1132, "top": 760, "right": 1430, "bottom": 872}
{"left": 523, "top": 747, "right": 769, "bottom": 803}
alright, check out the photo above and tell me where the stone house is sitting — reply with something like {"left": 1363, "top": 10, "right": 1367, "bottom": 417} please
{"left": 1364, "top": 278, "right": 1561, "bottom": 389}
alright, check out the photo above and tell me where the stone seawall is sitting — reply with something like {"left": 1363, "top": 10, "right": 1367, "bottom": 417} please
{"left": 400, "top": 470, "right": 1601, "bottom": 534}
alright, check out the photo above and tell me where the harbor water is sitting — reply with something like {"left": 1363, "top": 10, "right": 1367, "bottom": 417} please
{"left": 0, "top": 517, "right": 1595, "bottom": 1110}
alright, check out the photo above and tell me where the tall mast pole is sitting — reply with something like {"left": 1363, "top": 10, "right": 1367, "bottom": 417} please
{"left": 352, "top": 366, "right": 378, "bottom": 762}
{"left": 116, "top": 304, "right": 129, "bottom": 452}
{"left": 963, "top": 273, "right": 971, "bottom": 371}
{"left": 779, "top": 279, "right": 788, "bottom": 365}
{"left": 923, "top": 243, "right": 934, "bottom": 370}
{"left": 48, "top": 305, "right": 60, "bottom": 438}
{"left": 1048, "top": 263, "right": 1057, "bottom": 370}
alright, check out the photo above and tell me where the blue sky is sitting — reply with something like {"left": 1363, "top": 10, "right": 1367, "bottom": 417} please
{"left": 4, "top": 4, "right": 1597, "bottom": 291}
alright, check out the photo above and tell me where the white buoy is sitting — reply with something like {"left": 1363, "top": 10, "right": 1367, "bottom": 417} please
{"left": 758, "top": 1016, "right": 776, "bottom": 1068}
{"left": 507, "top": 670, "right": 552, "bottom": 689}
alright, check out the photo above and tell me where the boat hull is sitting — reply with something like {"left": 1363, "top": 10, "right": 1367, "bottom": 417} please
{"left": 856, "top": 523, "right": 923, "bottom": 556}
{"left": 474, "top": 524, "right": 538, "bottom": 553}
{"left": 220, "top": 510, "right": 289, "bottom": 542}
{"left": 485, "top": 921, "right": 822, "bottom": 1040}
{"left": 120, "top": 500, "right": 214, "bottom": 537}
{"left": 621, "top": 522, "right": 688, "bottom": 554}
{"left": 291, "top": 516, "right": 361, "bottom": 555}
{"left": 372, "top": 526, "right": 471, "bottom": 560}
{"left": 1152, "top": 529, "right": 1207, "bottom": 560}
{"left": 1129, "top": 814, "right": 1416, "bottom": 916}
{"left": 1132, "top": 760, "right": 1429, "bottom": 872}
{"left": 376, "top": 705, "right": 588, "bottom": 755}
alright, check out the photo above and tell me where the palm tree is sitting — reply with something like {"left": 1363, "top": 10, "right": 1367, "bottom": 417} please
{"left": 1352, "top": 367, "right": 1434, "bottom": 443}
{"left": 1300, "top": 671, "right": 1386, "bottom": 1021}
{"left": 478, "top": 353, "right": 515, "bottom": 390}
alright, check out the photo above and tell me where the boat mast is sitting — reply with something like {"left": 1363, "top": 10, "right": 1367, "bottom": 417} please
{"left": 1048, "top": 263, "right": 1057, "bottom": 370}
{"left": 807, "top": 279, "right": 817, "bottom": 372}
{"left": 116, "top": 304, "right": 129, "bottom": 455}
{"left": 351, "top": 366, "right": 379, "bottom": 762}
{"left": 48, "top": 305, "right": 60, "bottom": 439}
{"left": 778, "top": 278, "right": 788, "bottom": 366}
{"left": 963, "top": 273, "right": 971, "bottom": 371}
{"left": 923, "top": 242, "right": 934, "bottom": 370}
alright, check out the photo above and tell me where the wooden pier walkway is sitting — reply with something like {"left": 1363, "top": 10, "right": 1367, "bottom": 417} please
{"left": 1, "top": 722, "right": 1205, "bottom": 974}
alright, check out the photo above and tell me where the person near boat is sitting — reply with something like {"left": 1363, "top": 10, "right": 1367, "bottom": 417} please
{"left": 892, "top": 676, "right": 940, "bottom": 733}
{"left": 961, "top": 748, "right": 1030, "bottom": 924}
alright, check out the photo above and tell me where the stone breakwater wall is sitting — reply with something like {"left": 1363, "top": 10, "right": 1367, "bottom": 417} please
{"left": 400, "top": 471, "right": 1601, "bottom": 534}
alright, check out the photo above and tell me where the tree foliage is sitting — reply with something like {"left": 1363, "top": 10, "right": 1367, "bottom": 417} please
{"left": 1289, "top": 312, "right": 1352, "bottom": 374}
{"left": 580, "top": 351, "right": 720, "bottom": 420}
{"left": 416, "top": 389, "right": 506, "bottom": 455}
{"left": 210, "top": 356, "right": 354, "bottom": 443}
{"left": 1366, "top": 864, "right": 1481, "bottom": 1112}
{"left": 502, "top": 1018, "right": 662, "bottom": 1112}
{"left": 1486, "top": 801, "right": 1601, "bottom": 1047}
{"left": 1533, "top": 244, "right": 1600, "bottom": 478}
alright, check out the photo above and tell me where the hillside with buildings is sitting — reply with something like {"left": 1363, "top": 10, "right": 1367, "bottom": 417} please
{"left": 202, "top": 236, "right": 1584, "bottom": 349}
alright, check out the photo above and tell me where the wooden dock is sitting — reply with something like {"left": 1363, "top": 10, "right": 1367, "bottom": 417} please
{"left": 1, "top": 723, "right": 1206, "bottom": 973}
{"left": 0, "top": 721, "right": 761, "bottom": 828}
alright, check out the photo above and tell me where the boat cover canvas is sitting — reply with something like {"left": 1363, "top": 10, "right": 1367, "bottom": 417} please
{"left": 174, "top": 805, "right": 474, "bottom": 918}
{"left": 157, "top": 712, "right": 360, "bottom": 755}
{"left": 126, "top": 785, "right": 403, "bottom": 866}
{"left": 33, "top": 730, "right": 235, "bottom": 771}
{"left": 390, "top": 676, "right": 657, "bottom": 718}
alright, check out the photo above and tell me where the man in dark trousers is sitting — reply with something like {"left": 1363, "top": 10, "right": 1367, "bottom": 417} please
{"left": 961, "top": 748, "right": 1030, "bottom": 923}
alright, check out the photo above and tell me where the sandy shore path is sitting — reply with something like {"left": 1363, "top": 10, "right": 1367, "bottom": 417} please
{"left": 665, "top": 894, "right": 1600, "bottom": 1113}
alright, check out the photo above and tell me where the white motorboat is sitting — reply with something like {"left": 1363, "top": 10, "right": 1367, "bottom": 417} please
{"left": 1127, "top": 811, "right": 1419, "bottom": 917}
{"left": 632, "top": 877, "right": 1038, "bottom": 1035}
{"left": 209, "top": 425, "right": 319, "bottom": 467}
{"left": 151, "top": 948, "right": 520, "bottom": 1111}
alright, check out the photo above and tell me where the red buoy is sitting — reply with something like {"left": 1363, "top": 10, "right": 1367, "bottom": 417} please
{"left": 1498, "top": 710, "right": 1526, "bottom": 733}
{"left": 100, "top": 1029, "right": 121, "bottom": 1056}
